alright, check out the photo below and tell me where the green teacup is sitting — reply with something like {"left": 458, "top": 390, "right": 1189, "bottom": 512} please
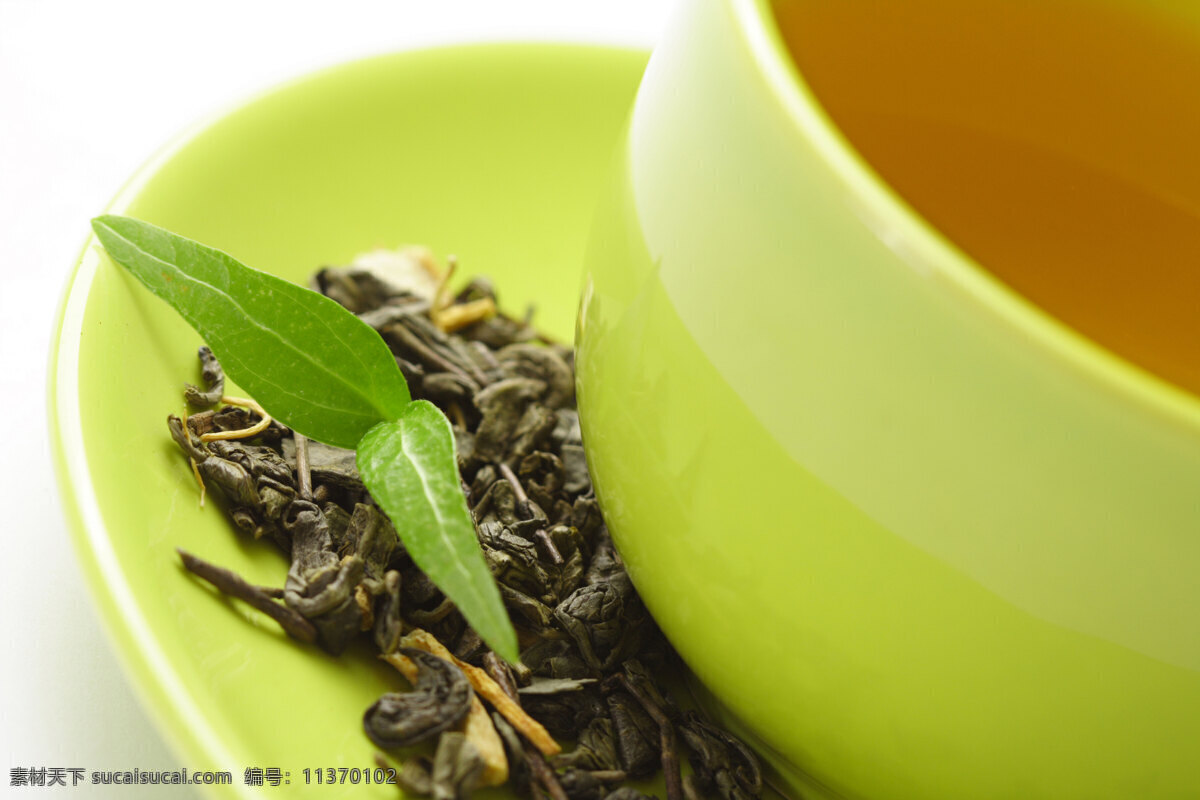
{"left": 576, "top": 0, "right": 1200, "bottom": 797}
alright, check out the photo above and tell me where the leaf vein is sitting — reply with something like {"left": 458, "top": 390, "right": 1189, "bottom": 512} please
{"left": 99, "top": 220, "right": 389, "bottom": 420}
{"left": 397, "top": 422, "right": 484, "bottom": 609}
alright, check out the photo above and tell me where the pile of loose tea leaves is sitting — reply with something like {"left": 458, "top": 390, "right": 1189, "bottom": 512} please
{"left": 167, "top": 247, "right": 763, "bottom": 800}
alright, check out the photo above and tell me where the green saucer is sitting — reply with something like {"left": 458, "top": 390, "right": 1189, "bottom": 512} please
{"left": 50, "top": 43, "right": 647, "bottom": 799}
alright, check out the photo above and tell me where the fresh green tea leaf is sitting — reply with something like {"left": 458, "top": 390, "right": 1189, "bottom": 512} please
{"left": 357, "top": 401, "right": 518, "bottom": 662}
{"left": 91, "top": 215, "right": 409, "bottom": 448}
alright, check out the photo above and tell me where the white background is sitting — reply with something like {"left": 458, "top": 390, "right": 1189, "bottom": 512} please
{"left": 0, "top": 2, "right": 672, "bottom": 795}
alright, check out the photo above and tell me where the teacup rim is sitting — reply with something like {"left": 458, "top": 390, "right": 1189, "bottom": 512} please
{"left": 729, "top": 0, "right": 1200, "bottom": 433}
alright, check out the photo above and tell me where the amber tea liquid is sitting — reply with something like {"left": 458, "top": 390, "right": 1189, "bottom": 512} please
{"left": 773, "top": 0, "right": 1200, "bottom": 395}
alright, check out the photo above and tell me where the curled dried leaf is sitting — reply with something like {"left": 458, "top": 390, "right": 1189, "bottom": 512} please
{"left": 387, "top": 646, "right": 509, "bottom": 789}
{"left": 677, "top": 711, "right": 763, "bottom": 800}
{"left": 554, "top": 574, "right": 650, "bottom": 673}
{"left": 430, "top": 732, "right": 485, "bottom": 800}
{"left": 184, "top": 346, "right": 225, "bottom": 407}
{"left": 364, "top": 647, "right": 474, "bottom": 749}
{"left": 399, "top": 629, "right": 562, "bottom": 757}
{"left": 604, "top": 789, "right": 658, "bottom": 800}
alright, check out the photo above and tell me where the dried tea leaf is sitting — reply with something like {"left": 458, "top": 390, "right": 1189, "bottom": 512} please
{"left": 519, "top": 677, "right": 599, "bottom": 696}
{"left": 473, "top": 378, "right": 546, "bottom": 463}
{"left": 282, "top": 437, "right": 363, "bottom": 492}
{"left": 391, "top": 640, "right": 509, "bottom": 789}
{"left": 560, "top": 444, "right": 590, "bottom": 496}
{"left": 559, "top": 768, "right": 606, "bottom": 800}
{"left": 176, "top": 549, "right": 316, "bottom": 644}
{"left": 611, "top": 668, "right": 684, "bottom": 800}
{"left": 478, "top": 520, "right": 553, "bottom": 601}
{"left": 519, "top": 678, "right": 606, "bottom": 739}
{"left": 345, "top": 247, "right": 441, "bottom": 305}
{"left": 395, "top": 757, "right": 435, "bottom": 798}
{"left": 677, "top": 711, "right": 763, "bottom": 800}
{"left": 554, "top": 574, "right": 649, "bottom": 673}
{"left": 364, "top": 648, "right": 473, "bottom": 749}
{"left": 388, "top": 733, "right": 486, "bottom": 800}
{"left": 373, "top": 570, "right": 404, "bottom": 655}
{"left": 520, "top": 638, "right": 593, "bottom": 681}
{"left": 144, "top": 228, "right": 766, "bottom": 800}
{"left": 497, "top": 343, "right": 575, "bottom": 408}
{"left": 452, "top": 627, "right": 488, "bottom": 665}
{"left": 282, "top": 499, "right": 365, "bottom": 654}
{"left": 184, "top": 346, "right": 225, "bottom": 407}
{"left": 553, "top": 715, "right": 620, "bottom": 772}
{"left": 498, "top": 583, "right": 557, "bottom": 633}
{"left": 509, "top": 404, "right": 559, "bottom": 460}
{"left": 460, "top": 695, "right": 509, "bottom": 787}
{"left": 491, "top": 713, "right": 532, "bottom": 795}
{"left": 430, "top": 732, "right": 485, "bottom": 800}
{"left": 606, "top": 691, "right": 659, "bottom": 778}
{"left": 209, "top": 439, "right": 293, "bottom": 487}
{"left": 519, "top": 451, "right": 565, "bottom": 511}
{"left": 345, "top": 502, "right": 398, "bottom": 580}
{"left": 324, "top": 502, "right": 354, "bottom": 554}
{"left": 604, "top": 789, "right": 658, "bottom": 800}
{"left": 399, "top": 628, "right": 561, "bottom": 758}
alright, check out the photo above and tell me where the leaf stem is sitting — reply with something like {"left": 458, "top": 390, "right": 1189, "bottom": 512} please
{"left": 199, "top": 395, "right": 272, "bottom": 442}
{"left": 495, "top": 465, "right": 564, "bottom": 564}
{"left": 533, "top": 529, "right": 564, "bottom": 566}
{"left": 189, "top": 456, "right": 207, "bottom": 507}
{"left": 386, "top": 322, "right": 481, "bottom": 392}
{"left": 616, "top": 673, "right": 683, "bottom": 800}
{"left": 434, "top": 255, "right": 457, "bottom": 311}
{"left": 497, "top": 462, "right": 531, "bottom": 516}
{"left": 395, "top": 629, "right": 559, "bottom": 756}
{"left": 294, "top": 432, "right": 312, "bottom": 501}
{"left": 177, "top": 548, "right": 317, "bottom": 644}
{"left": 483, "top": 652, "right": 570, "bottom": 800}
{"left": 429, "top": 255, "right": 499, "bottom": 333}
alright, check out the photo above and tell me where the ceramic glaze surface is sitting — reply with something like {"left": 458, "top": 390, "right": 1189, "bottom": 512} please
{"left": 576, "top": 1, "right": 1200, "bottom": 797}
{"left": 51, "top": 44, "right": 648, "bottom": 800}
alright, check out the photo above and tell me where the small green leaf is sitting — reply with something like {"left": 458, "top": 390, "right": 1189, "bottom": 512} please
{"left": 92, "top": 216, "right": 513, "bottom": 661}
{"left": 357, "top": 401, "right": 518, "bottom": 662}
{"left": 91, "top": 215, "right": 409, "bottom": 448}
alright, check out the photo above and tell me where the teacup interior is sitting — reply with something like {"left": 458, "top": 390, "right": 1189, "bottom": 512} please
{"left": 773, "top": 0, "right": 1200, "bottom": 397}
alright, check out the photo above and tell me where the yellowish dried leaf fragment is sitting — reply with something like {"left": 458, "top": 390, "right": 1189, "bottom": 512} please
{"left": 399, "top": 628, "right": 561, "bottom": 757}
{"left": 383, "top": 648, "right": 509, "bottom": 787}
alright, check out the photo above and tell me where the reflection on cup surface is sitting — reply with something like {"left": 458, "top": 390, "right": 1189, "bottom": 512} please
{"left": 577, "top": 1, "right": 1200, "bottom": 798}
